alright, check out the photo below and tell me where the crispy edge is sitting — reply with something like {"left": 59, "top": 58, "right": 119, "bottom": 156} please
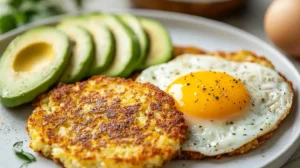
{"left": 173, "top": 46, "right": 275, "bottom": 69}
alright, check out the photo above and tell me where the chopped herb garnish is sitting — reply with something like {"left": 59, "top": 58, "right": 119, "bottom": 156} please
{"left": 13, "top": 141, "right": 36, "bottom": 168}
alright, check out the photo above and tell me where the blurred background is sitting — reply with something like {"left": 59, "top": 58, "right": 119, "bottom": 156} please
{"left": 2, "top": 0, "right": 297, "bottom": 58}
{"left": 0, "top": 1, "right": 299, "bottom": 167}
{"left": 0, "top": 0, "right": 269, "bottom": 40}
{"left": 0, "top": 0, "right": 271, "bottom": 41}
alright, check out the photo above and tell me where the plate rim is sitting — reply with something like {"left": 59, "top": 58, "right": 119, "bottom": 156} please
{"left": 1, "top": 9, "right": 300, "bottom": 168}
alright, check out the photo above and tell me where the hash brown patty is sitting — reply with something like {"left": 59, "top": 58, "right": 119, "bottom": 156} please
{"left": 172, "top": 46, "right": 294, "bottom": 159}
{"left": 26, "top": 76, "right": 187, "bottom": 168}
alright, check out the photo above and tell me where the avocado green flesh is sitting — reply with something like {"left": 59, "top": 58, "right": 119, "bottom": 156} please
{"left": 61, "top": 16, "right": 115, "bottom": 76}
{"left": 118, "top": 14, "right": 148, "bottom": 70}
{"left": 89, "top": 14, "right": 140, "bottom": 77}
{"left": 0, "top": 27, "right": 70, "bottom": 107}
{"left": 138, "top": 18, "right": 172, "bottom": 69}
{"left": 57, "top": 24, "right": 94, "bottom": 83}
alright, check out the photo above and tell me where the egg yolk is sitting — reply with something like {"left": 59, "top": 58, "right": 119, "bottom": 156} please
{"left": 166, "top": 71, "right": 249, "bottom": 119}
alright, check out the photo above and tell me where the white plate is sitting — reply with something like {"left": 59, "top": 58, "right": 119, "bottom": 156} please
{"left": 0, "top": 9, "right": 299, "bottom": 168}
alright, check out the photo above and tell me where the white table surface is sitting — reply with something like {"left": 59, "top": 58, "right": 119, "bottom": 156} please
{"left": 77, "top": 0, "right": 300, "bottom": 167}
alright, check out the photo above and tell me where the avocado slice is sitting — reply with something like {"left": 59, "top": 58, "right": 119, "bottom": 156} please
{"left": 118, "top": 14, "right": 149, "bottom": 69}
{"left": 57, "top": 24, "right": 94, "bottom": 83}
{"left": 138, "top": 18, "right": 172, "bottom": 69}
{"left": 61, "top": 16, "right": 115, "bottom": 76}
{"left": 87, "top": 14, "right": 140, "bottom": 77}
{"left": 0, "top": 27, "right": 70, "bottom": 107}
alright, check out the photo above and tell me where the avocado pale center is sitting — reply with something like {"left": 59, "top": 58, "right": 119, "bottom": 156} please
{"left": 13, "top": 42, "right": 54, "bottom": 72}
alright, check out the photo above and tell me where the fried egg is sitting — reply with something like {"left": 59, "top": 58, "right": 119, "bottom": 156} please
{"left": 136, "top": 54, "right": 293, "bottom": 156}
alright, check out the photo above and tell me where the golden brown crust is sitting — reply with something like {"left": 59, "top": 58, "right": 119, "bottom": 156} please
{"left": 171, "top": 46, "right": 294, "bottom": 160}
{"left": 27, "top": 76, "right": 188, "bottom": 167}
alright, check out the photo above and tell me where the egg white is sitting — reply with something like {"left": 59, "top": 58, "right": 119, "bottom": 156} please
{"left": 136, "top": 54, "right": 293, "bottom": 156}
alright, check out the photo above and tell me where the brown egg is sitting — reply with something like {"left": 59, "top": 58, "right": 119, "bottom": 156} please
{"left": 265, "top": 0, "right": 300, "bottom": 56}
